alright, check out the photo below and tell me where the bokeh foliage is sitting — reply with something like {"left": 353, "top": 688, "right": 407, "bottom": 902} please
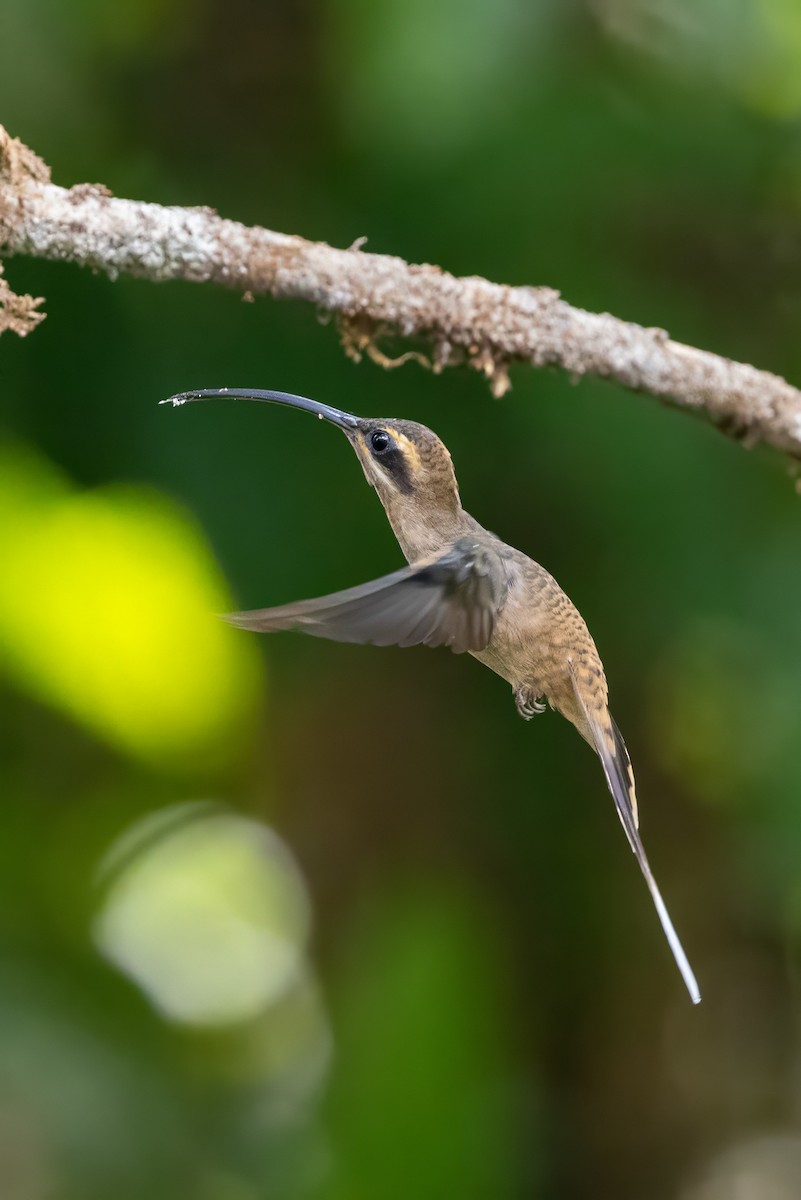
{"left": 2, "top": 1, "right": 801, "bottom": 1197}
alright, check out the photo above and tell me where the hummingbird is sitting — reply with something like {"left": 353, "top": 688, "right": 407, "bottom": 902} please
{"left": 163, "top": 386, "right": 701, "bottom": 1004}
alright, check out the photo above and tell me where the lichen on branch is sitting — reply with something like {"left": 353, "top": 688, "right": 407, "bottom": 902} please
{"left": 0, "top": 261, "right": 45, "bottom": 336}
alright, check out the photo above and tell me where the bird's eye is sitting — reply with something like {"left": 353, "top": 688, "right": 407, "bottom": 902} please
{"left": 371, "top": 430, "right": 390, "bottom": 454}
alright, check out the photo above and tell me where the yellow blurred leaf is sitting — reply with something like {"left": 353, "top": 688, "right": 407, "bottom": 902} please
{"left": 0, "top": 444, "right": 261, "bottom": 771}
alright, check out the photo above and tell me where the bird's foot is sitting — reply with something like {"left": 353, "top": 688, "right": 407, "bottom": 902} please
{"left": 514, "top": 686, "right": 546, "bottom": 721}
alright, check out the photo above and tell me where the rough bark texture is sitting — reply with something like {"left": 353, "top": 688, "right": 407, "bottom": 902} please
{"left": 2, "top": 124, "right": 801, "bottom": 458}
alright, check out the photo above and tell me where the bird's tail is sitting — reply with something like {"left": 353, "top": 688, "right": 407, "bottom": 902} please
{"left": 568, "top": 661, "right": 701, "bottom": 1005}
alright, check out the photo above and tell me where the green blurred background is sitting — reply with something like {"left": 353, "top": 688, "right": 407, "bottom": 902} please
{"left": 3, "top": 1, "right": 801, "bottom": 1196}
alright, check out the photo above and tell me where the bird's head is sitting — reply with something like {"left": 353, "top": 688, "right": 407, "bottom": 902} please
{"left": 162, "top": 388, "right": 463, "bottom": 522}
{"left": 347, "top": 416, "right": 461, "bottom": 514}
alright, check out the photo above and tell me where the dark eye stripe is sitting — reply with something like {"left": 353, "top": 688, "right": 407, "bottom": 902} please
{"left": 381, "top": 446, "right": 414, "bottom": 494}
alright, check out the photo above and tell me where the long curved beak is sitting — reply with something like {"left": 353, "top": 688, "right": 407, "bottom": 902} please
{"left": 160, "top": 388, "right": 360, "bottom": 430}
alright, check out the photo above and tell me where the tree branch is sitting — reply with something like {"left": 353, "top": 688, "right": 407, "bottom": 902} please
{"left": 2, "top": 124, "right": 801, "bottom": 460}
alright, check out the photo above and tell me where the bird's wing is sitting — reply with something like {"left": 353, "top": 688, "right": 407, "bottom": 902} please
{"left": 224, "top": 538, "right": 505, "bottom": 654}
{"left": 568, "top": 661, "right": 701, "bottom": 1004}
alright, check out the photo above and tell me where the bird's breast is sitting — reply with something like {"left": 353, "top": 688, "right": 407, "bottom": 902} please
{"left": 477, "top": 560, "right": 605, "bottom": 707}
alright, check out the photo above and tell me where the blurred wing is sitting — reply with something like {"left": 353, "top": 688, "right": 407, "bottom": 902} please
{"left": 568, "top": 662, "right": 701, "bottom": 1004}
{"left": 224, "top": 538, "right": 505, "bottom": 654}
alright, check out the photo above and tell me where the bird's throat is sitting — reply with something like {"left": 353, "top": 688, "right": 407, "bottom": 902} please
{"left": 382, "top": 495, "right": 476, "bottom": 564}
